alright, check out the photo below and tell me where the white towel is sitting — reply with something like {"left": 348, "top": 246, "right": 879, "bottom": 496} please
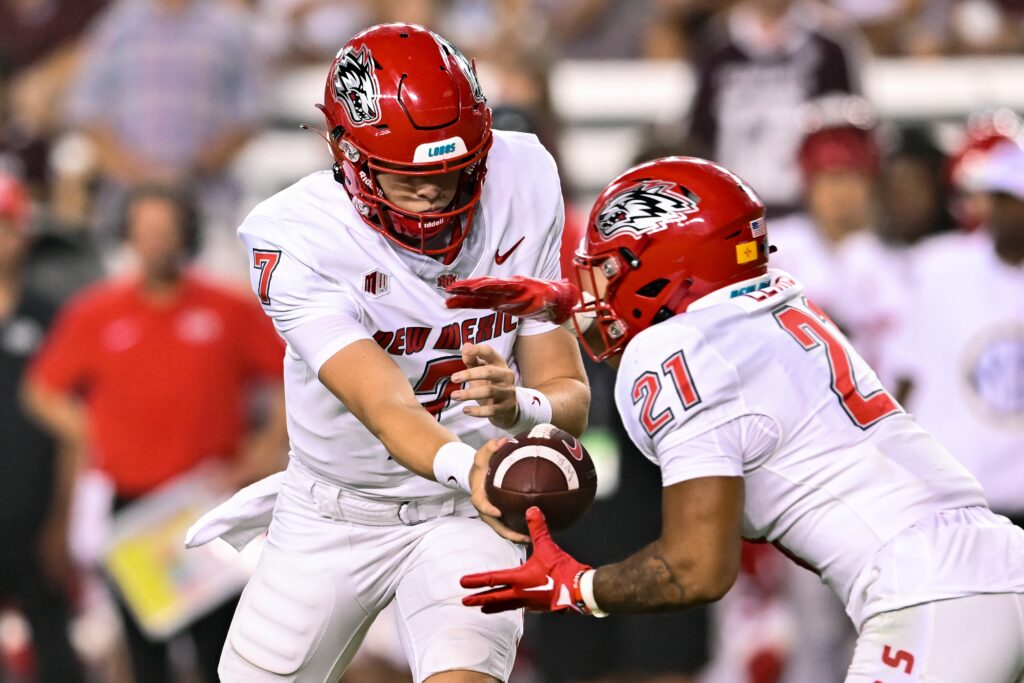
{"left": 184, "top": 472, "right": 284, "bottom": 551}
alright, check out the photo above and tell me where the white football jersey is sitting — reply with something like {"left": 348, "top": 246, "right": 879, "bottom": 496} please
{"left": 615, "top": 270, "right": 992, "bottom": 623}
{"left": 238, "top": 130, "right": 564, "bottom": 500}
{"left": 887, "top": 231, "right": 1024, "bottom": 514}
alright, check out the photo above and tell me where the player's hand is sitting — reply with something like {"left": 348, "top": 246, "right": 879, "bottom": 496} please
{"left": 461, "top": 506, "right": 592, "bottom": 613}
{"left": 451, "top": 343, "right": 519, "bottom": 430}
{"left": 445, "top": 276, "right": 579, "bottom": 325}
{"left": 470, "top": 438, "right": 530, "bottom": 544}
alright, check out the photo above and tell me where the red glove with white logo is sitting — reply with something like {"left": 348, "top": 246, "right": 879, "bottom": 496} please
{"left": 461, "top": 507, "right": 593, "bottom": 614}
{"left": 445, "top": 276, "right": 579, "bottom": 325}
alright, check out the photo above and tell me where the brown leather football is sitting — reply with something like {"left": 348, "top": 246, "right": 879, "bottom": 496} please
{"left": 485, "top": 424, "right": 597, "bottom": 534}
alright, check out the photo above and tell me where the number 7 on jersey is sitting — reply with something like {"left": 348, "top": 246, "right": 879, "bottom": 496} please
{"left": 252, "top": 249, "right": 282, "bottom": 305}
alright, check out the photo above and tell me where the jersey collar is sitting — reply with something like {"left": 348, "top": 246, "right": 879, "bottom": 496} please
{"left": 687, "top": 273, "right": 774, "bottom": 313}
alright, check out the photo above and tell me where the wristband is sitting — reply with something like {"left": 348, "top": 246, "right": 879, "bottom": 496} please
{"left": 579, "top": 569, "right": 609, "bottom": 618}
{"left": 433, "top": 441, "right": 475, "bottom": 493}
{"left": 507, "top": 387, "right": 554, "bottom": 435}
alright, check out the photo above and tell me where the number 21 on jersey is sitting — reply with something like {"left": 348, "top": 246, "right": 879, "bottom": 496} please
{"left": 632, "top": 350, "right": 702, "bottom": 437}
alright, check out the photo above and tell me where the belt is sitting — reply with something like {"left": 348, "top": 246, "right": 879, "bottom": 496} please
{"left": 289, "top": 459, "right": 476, "bottom": 527}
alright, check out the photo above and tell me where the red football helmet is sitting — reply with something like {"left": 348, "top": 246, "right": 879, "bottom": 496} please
{"left": 319, "top": 23, "right": 492, "bottom": 259}
{"left": 572, "top": 157, "right": 769, "bottom": 361}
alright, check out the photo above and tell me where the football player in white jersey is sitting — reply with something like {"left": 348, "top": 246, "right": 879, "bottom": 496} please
{"left": 198, "top": 24, "right": 589, "bottom": 683}
{"left": 455, "top": 157, "right": 1024, "bottom": 682}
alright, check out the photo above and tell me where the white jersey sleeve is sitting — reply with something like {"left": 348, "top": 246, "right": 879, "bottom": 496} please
{"left": 239, "top": 218, "right": 371, "bottom": 373}
{"left": 657, "top": 414, "right": 780, "bottom": 487}
{"left": 614, "top": 322, "right": 759, "bottom": 482}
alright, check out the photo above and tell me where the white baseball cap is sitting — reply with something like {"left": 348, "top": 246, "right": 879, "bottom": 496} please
{"left": 976, "top": 139, "right": 1024, "bottom": 200}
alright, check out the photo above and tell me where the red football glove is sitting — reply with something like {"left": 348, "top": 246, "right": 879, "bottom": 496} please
{"left": 461, "top": 506, "right": 593, "bottom": 614}
{"left": 445, "top": 276, "right": 579, "bottom": 325}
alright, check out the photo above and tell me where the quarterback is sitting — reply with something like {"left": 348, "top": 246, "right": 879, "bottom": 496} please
{"left": 192, "top": 24, "right": 589, "bottom": 683}
{"left": 454, "top": 158, "right": 1024, "bottom": 682}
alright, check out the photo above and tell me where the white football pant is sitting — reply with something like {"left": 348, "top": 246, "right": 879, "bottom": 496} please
{"left": 218, "top": 459, "right": 525, "bottom": 682}
{"left": 846, "top": 592, "right": 1024, "bottom": 682}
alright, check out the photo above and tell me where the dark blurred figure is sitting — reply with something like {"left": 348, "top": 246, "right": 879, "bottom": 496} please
{"left": 21, "top": 214, "right": 105, "bottom": 310}
{"left": 0, "top": 0, "right": 108, "bottom": 195}
{"left": 879, "top": 126, "right": 955, "bottom": 246}
{"left": 23, "top": 185, "right": 287, "bottom": 683}
{"left": 688, "top": 0, "right": 864, "bottom": 217}
{"left": 888, "top": 138, "right": 1024, "bottom": 532}
{"left": 0, "top": 172, "right": 85, "bottom": 683}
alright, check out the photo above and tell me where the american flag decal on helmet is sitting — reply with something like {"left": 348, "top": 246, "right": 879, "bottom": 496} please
{"left": 750, "top": 217, "right": 766, "bottom": 237}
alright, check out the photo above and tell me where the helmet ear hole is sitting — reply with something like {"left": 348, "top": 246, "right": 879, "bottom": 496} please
{"left": 651, "top": 307, "right": 675, "bottom": 324}
{"left": 635, "top": 278, "right": 670, "bottom": 298}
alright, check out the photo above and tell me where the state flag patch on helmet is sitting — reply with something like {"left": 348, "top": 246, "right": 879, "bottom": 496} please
{"left": 596, "top": 181, "right": 699, "bottom": 240}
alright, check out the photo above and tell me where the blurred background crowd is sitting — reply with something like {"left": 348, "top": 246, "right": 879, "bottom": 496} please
{"left": 2, "top": 0, "right": 1023, "bottom": 682}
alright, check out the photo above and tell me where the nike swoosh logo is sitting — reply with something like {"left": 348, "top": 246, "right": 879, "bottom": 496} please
{"left": 523, "top": 576, "right": 554, "bottom": 592}
{"left": 566, "top": 437, "right": 584, "bottom": 462}
{"left": 494, "top": 236, "right": 525, "bottom": 265}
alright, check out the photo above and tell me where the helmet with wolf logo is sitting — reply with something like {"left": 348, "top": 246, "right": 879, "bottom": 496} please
{"left": 319, "top": 23, "right": 492, "bottom": 258}
{"left": 572, "top": 157, "right": 769, "bottom": 361}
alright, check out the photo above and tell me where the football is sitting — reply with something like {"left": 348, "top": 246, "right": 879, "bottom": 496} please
{"left": 485, "top": 423, "right": 597, "bottom": 534}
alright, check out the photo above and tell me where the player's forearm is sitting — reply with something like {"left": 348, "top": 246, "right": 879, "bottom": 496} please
{"left": 527, "top": 376, "right": 589, "bottom": 437}
{"left": 592, "top": 539, "right": 731, "bottom": 613}
{"left": 369, "top": 400, "right": 462, "bottom": 480}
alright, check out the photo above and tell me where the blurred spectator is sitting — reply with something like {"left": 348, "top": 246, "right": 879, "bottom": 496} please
{"left": 22, "top": 213, "right": 105, "bottom": 310}
{"left": 642, "top": 0, "right": 722, "bottom": 61}
{"left": 68, "top": 0, "right": 264, "bottom": 255}
{"left": 252, "top": 0, "right": 375, "bottom": 66}
{"left": 23, "top": 184, "right": 287, "bottom": 683}
{"left": 949, "top": 0, "right": 1024, "bottom": 54}
{"left": 888, "top": 138, "right": 1024, "bottom": 529}
{"left": 0, "top": 172, "right": 86, "bottom": 683}
{"left": 0, "top": 0, "right": 108, "bottom": 195}
{"left": 878, "top": 126, "right": 955, "bottom": 245}
{"left": 543, "top": 0, "right": 662, "bottom": 59}
{"left": 823, "top": 0, "right": 921, "bottom": 54}
{"left": 688, "top": 0, "right": 865, "bottom": 217}
{"left": 768, "top": 95, "right": 888, "bottom": 341}
{"left": 948, "top": 108, "right": 1023, "bottom": 232}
